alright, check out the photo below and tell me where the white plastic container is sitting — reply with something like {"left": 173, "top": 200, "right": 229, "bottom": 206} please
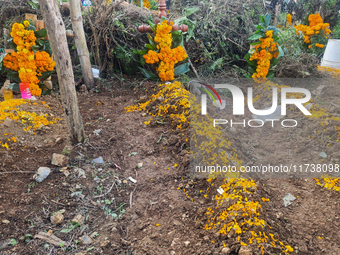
{"left": 91, "top": 65, "right": 100, "bottom": 78}
{"left": 321, "top": 39, "right": 340, "bottom": 69}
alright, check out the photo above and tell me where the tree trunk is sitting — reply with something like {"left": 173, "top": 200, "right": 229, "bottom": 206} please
{"left": 39, "top": 0, "right": 85, "bottom": 142}
{"left": 69, "top": 0, "right": 94, "bottom": 89}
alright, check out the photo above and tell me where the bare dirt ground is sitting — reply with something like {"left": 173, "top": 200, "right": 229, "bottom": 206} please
{"left": 1, "top": 77, "right": 340, "bottom": 255}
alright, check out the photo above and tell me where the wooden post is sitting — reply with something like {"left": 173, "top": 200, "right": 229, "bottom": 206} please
{"left": 69, "top": 0, "right": 94, "bottom": 89}
{"left": 25, "top": 13, "right": 37, "bottom": 25}
{"left": 39, "top": 0, "right": 85, "bottom": 143}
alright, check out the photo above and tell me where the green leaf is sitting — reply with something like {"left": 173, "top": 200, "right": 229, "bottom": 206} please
{"left": 147, "top": 20, "right": 156, "bottom": 32}
{"left": 7, "top": 71, "right": 21, "bottom": 83}
{"left": 140, "top": 55, "right": 146, "bottom": 65}
{"left": 271, "top": 57, "right": 280, "bottom": 66}
{"left": 8, "top": 239, "right": 17, "bottom": 246}
{"left": 160, "top": 16, "right": 167, "bottom": 23}
{"left": 174, "top": 17, "right": 196, "bottom": 42}
{"left": 145, "top": 44, "right": 156, "bottom": 50}
{"left": 147, "top": 34, "right": 156, "bottom": 48}
{"left": 43, "top": 41, "right": 52, "bottom": 56}
{"left": 60, "top": 228, "right": 73, "bottom": 233}
{"left": 31, "top": 45, "right": 40, "bottom": 53}
{"left": 0, "top": 53, "right": 7, "bottom": 72}
{"left": 248, "top": 33, "right": 264, "bottom": 40}
{"left": 35, "top": 28, "right": 47, "bottom": 38}
{"left": 28, "top": 25, "right": 36, "bottom": 32}
{"left": 249, "top": 41, "right": 261, "bottom": 45}
{"left": 8, "top": 38, "right": 17, "bottom": 51}
{"left": 278, "top": 46, "right": 284, "bottom": 58}
{"left": 138, "top": 67, "right": 158, "bottom": 81}
{"left": 172, "top": 31, "right": 184, "bottom": 48}
{"left": 9, "top": 83, "right": 20, "bottom": 92}
{"left": 137, "top": 50, "right": 148, "bottom": 55}
{"left": 42, "top": 89, "right": 52, "bottom": 96}
{"left": 248, "top": 66, "right": 256, "bottom": 74}
{"left": 260, "top": 15, "right": 265, "bottom": 24}
{"left": 182, "top": 6, "right": 200, "bottom": 17}
{"left": 244, "top": 52, "right": 251, "bottom": 60}
{"left": 174, "top": 62, "right": 190, "bottom": 76}
{"left": 267, "top": 70, "right": 275, "bottom": 78}
{"left": 38, "top": 70, "right": 55, "bottom": 81}
{"left": 247, "top": 59, "right": 257, "bottom": 67}
{"left": 36, "top": 38, "right": 44, "bottom": 46}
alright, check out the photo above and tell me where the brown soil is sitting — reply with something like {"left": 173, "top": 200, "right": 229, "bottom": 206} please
{"left": 0, "top": 77, "right": 340, "bottom": 255}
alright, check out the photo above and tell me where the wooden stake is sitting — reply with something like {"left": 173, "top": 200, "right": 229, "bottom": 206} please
{"left": 39, "top": 0, "right": 85, "bottom": 142}
{"left": 69, "top": 0, "right": 94, "bottom": 89}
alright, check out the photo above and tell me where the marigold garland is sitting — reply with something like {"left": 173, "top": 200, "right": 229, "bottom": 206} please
{"left": 249, "top": 30, "right": 279, "bottom": 79}
{"left": 3, "top": 21, "right": 55, "bottom": 97}
{"left": 143, "top": 20, "right": 187, "bottom": 81}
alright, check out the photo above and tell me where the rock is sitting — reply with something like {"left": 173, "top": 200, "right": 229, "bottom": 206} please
{"left": 121, "top": 239, "right": 131, "bottom": 246}
{"left": 283, "top": 193, "right": 296, "bottom": 207}
{"left": 2, "top": 220, "right": 10, "bottom": 224}
{"left": 137, "top": 162, "right": 143, "bottom": 168}
{"left": 33, "top": 167, "right": 51, "bottom": 183}
{"left": 170, "top": 251, "right": 176, "bottom": 255}
{"left": 101, "top": 240, "right": 110, "bottom": 249}
{"left": 156, "top": 96, "right": 164, "bottom": 102}
{"left": 195, "top": 220, "right": 202, "bottom": 229}
{"left": 79, "top": 84, "right": 88, "bottom": 93}
{"left": 55, "top": 137, "right": 64, "bottom": 144}
{"left": 50, "top": 213, "right": 64, "bottom": 225}
{"left": 43, "top": 80, "right": 53, "bottom": 90}
{"left": 203, "top": 236, "right": 209, "bottom": 242}
{"left": 51, "top": 153, "right": 68, "bottom": 167}
{"left": 123, "top": 180, "right": 128, "bottom": 184}
{"left": 150, "top": 233, "right": 158, "bottom": 239}
{"left": 238, "top": 246, "right": 252, "bottom": 255}
{"left": 139, "top": 96, "right": 148, "bottom": 103}
{"left": 221, "top": 247, "right": 231, "bottom": 254}
{"left": 276, "top": 212, "right": 283, "bottom": 219}
{"left": 230, "top": 127, "right": 237, "bottom": 133}
{"left": 80, "top": 235, "right": 92, "bottom": 245}
{"left": 92, "top": 157, "right": 104, "bottom": 164}
{"left": 171, "top": 238, "right": 179, "bottom": 246}
{"left": 305, "top": 103, "right": 313, "bottom": 110}
{"left": 3, "top": 118, "right": 12, "bottom": 127}
{"left": 173, "top": 220, "right": 182, "bottom": 226}
{"left": 72, "top": 215, "right": 85, "bottom": 225}
{"left": 184, "top": 241, "right": 190, "bottom": 247}
{"left": 34, "top": 232, "right": 65, "bottom": 247}
{"left": 141, "top": 113, "right": 146, "bottom": 117}
{"left": 319, "top": 152, "right": 327, "bottom": 158}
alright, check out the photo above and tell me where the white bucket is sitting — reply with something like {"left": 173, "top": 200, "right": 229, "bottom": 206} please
{"left": 321, "top": 39, "right": 340, "bottom": 69}
{"left": 91, "top": 65, "right": 100, "bottom": 78}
